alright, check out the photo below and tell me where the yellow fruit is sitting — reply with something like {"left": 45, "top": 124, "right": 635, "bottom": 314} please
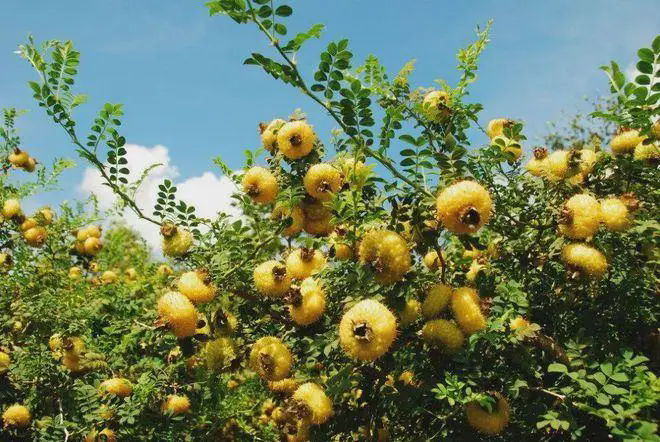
{"left": 68, "top": 267, "right": 82, "bottom": 280}
{"left": 8, "top": 149, "right": 29, "bottom": 168}
{"left": 487, "top": 118, "right": 510, "bottom": 139}
{"left": 611, "top": 129, "right": 645, "bottom": 155}
{"left": 89, "top": 262, "right": 99, "bottom": 272}
{"left": 23, "top": 156, "right": 36, "bottom": 172}
{"left": 177, "top": 270, "right": 216, "bottom": 303}
{"left": 337, "top": 156, "right": 370, "bottom": 188}
{"left": 21, "top": 217, "right": 37, "bottom": 231}
{"left": 423, "top": 250, "right": 442, "bottom": 271}
{"left": 509, "top": 316, "right": 529, "bottom": 330}
{"left": 526, "top": 147, "right": 549, "bottom": 177}
{"left": 249, "top": 336, "right": 292, "bottom": 381}
{"left": 600, "top": 197, "right": 631, "bottom": 232}
{"left": 358, "top": 230, "right": 411, "bottom": 284}
{"left": 277, "top": 120, "right": 316, "bottom": 160}
{"left": 2, "top": 404, "right": 31, "bottom": 428}
{"left": 422, "top": 319, "right": 465, "bottom": 353}
{"left": 124, "top": 267, "right": 137, "bottom": 280}
{"left": 303, "top": 163, "right": 342, "bottom": 201}
{"left": 162, "top": 395, "right": 191, "bottom": 415}
{"left": 0, "top": 351, "right": 10, "bottom": 375}
{"left": 466, "top": 392, "right": 510, "bottom": 435}
{"left": 101, "top": 270, "right": 117, "bottom": 284}
{"left": 558, "top": 194, "right": 601, "bottom": 239}
{"left": 398, "top": 298, "right": 420, "bottom": 328}
{"left": 242, "top": 166, "right": 278, "bottom": 204}
{"left": 304, "top": 216, "right": 334, "bottom": 236}
{"left": 435, "top": 181, "right": 492, "bottom": 235}
{"left": 634, "top": 142, "right": 659, "bottom": 162}
{"left": 561, "top": 243, "right": 608, "bottom": 278}
{"left": 87, "top": 225, "right": 102, "bottom": 238}
{"left": 37, "top": 207, "right": 54, "bottom": 225}
{"left": 162, "top": 227, "right": 193, "bottom": 257}
{"left": 83, "top": 236, "right": 102, "bottom": 256}
{"left": 0, "top": 252, "right": 11, "bottom": 270}
{"left": 578, "top": 149, "right": 599, "bottom": 176}
{"left": 253, "top": 260, "right": 292, "bottom": 297}
{"left": 466, "top": 259, "right": 486, "bottom": 283}
{"left": 100, "top": 378, "right": 133, "bottom": 397}
{"left": 157, "top": 291, "right": 199, "bottom": 338}
{"left": 286, "top": 248, "right": 326, "bottom": 280}
{"left": 261, "top": 118, "right": 286, "bottom": 152}
{"left": 157, "top": 264, "right": 173, "bottom": 276}
{"left": 451, "top": 287, "right": 487, "bottom": 334}
{"left": 289, "top": 278, "right": 326, "bottom": 326}
{"left": 334, "top": 243, "right": 353, "bottom": 261}
{"left": 547, "top": 150, "right": 582, "bottom": 179}
{"left": 205, "top": 337, "right": 237, "bottom": 371}
{"left": 292, "top": 382, "right": 334, "bottom": 425}
{"left": 272, "top": 204, "right": 304, "bottom": 236}
{"left": 24, "top": 226, "right": 47, "bottom": 247}
{"left": 2, "top": 198, "right": 21, "bottom": 219}
{"left": 421, "top": 284, "right": 452, "bottom": 319}
{"left": 339, "top": 299, "right": 397, "bottom": 361}
{"left": 85, "top": 428, "right": 117, "bottom": 442}
{"left": 422, "top": 90, "right": 451, "bottom": 122}
{"left": 268, "top": 378, "right": 299, "bottom": 394}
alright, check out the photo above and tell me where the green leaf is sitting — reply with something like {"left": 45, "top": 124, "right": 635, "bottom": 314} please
{"left": 638, "top": 48, "right": 654, "bottom": 62}
{"left": 635, "top": 74, "right": 650, "bottom": 85}
{"left": 652, "top": 35, "right": 660, "bottom": 53}
{"left": 603, "top": 384, "right": 627, "bottom": 395}
{"left": 600, "top": 362, "right": 613, "bottom": 376}
{"left": 548, "top": 363, "right": 567, "bottom": 373}
{"left": 274, "top": 23, "right": 287, "bottom": 35}
{"left": 595, "top": 393, "right": 610, "bottom": 405}
{"left": 637, "top": 61, "right": 653, "bottom": 74}
{"left": 275, "top": 5, "right": 292, "bottom": 16}
{"left": 609, "top": 372, "right": 629, "bottom": 383}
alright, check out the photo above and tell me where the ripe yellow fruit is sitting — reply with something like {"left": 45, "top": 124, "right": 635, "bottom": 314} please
{"left": 124, "top": 267, "right": 137, "bottom": 280}
{"left": 304, "top": 163, "right": 342, "bottom": 201}
{"left": 466, "top": 259, "right": 486, "bottom": 283}
{"left": 100, "top": 270, "right": 117, "bottom": 284}
{"left": 100, "top": 377, "right": 133, "bottom": 397}
{"left": 423, "top": 250, "right": 445, "bottom": 271}
{"left": 509, "top": 316, "right": 529, "bottom": 331}
{"left": 559, "top": 194, "right": 601, "bottom": 239}
{"left": 268, "top": 378, "right": 299, "bottom": 394}
{"left": 289, "top": 278, "right": 326, "bottom": 326}
{"left": 339, "top": 299, "right": 397, "bottom": 361}
{"left": 277, "top": 120, "right": 316, "bottom": 160}
{"left": 261, "top": 118, "right": 286, "bottom": 152}
{"left": 487, "top": 118, "right": 510, "bottom": 139}
{"left": 333, "top": 242, "right": 353, "bottom": 261}
{"left": 611, "top": 129, "right": 645, "bottom": 155}
{"left": 422, "top": 90, "right": 451, "bottom": 122}
{"left": 177, "top": 270, "right": 216, "bottom": 303}
{"left": 87, "top": 225, "right": 102, "bottom": 238}
{"left": 272, "top": 204, "right": 304, "bottom": 236}
{"left": 337, "top": 156, "right": 370, "bottom": 188}
{"left": 358, "top": 230, "right": 411, "bottom": 284}
{"left": 561, "top": 243, "right": 608, "bottom": 278}
{"left": 253, "top": 260, "right": 292, "bottom": 297}
{"left": 2, "top": 404, "right": 31, "bottom": 428}
{"left": 600, "top": 197, "right": 631, "bottom": 232}
{"left": 2, "top": 198, "right": 21, "bottom": 219}
{"left": 525, "top": 147, "right": 549, "bottom": 177}
{"left": 292, "top": 382, "right": 334, "bottom": 425}
{"left": 83, "top": 236, "right": 102, "bottom": 256}
{"left": 37, "top": 207, "right": 54, "bottom": 225}
{"left": 157, "top": 291, "right": 199, "bottom": 337}
{"left": 157, "top": 264, "right": 173, "bottom": 276}
{"left": 304, "top": 215, "right": 334, "bottom": 236}
{"left": 249, "top": 336, "right": 292, "bottom": 381}
{"left": 634, "top": 142, "right": 659, "bottom": 162}
{"left": 286, "top": 248, "right": 326, "bottom": 280}
{"left": 466, "top": 392, "right": 510, "bottom": 435}
{"left": 162, "top": 395, "right": 191, "bottom": 415}
{"left": 578, "top": 149, "right": 600, "bottom": 176}
{"left": 242, "top": 166, "right": 278, "bottom": 204}
{"left": 422, "top": 319, "right": 465, "bottom": 353}
{"left": 24, "top": 226, "right": 47, "bottom": 247}
{"left": 0, "top": 252, "right": 11, "bottom": 271}
{"left": 205, "top": 337, "right": 237, "bottom": 371}
{"left": 547, "top": 150, "right": 581, "bottom": 179}
{"left": 84, "top": 428, "right": 117, "bottom": 442}
{"left": 68, "top": 267, "right": 82, "bottom": 280}
{"left": 421, "top": 284, "right": 452, "bottom": 319}
{"left": 8, "top": 149, "right": 29, "bottom": 168}
{"left": 162, "top": 227, "right": 193, "bottom": 257}
{"left": 451, "top": 287, "right": 487, "bottom": 335}
{"left": 0, "top": 351, "right": 10, "bottom": 375}
{"left": 398, "top": 298, "right": 420, "bottom": 328}
{"left": 302, "top": 198, "right": 331, "bottom": 220}
{"left": 436, "top": 181, "right": 492, "bottom": 235}
{"left": 21, "top": 217, "right": 37, "bottom": 231}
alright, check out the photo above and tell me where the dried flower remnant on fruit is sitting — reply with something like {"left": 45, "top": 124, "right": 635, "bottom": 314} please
{"left": 435, "top": 181, "right": 493, "bottom": 234}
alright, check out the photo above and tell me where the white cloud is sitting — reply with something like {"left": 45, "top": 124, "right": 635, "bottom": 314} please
{"left": 79, "top": 143, "right": 239, "bottom": 254}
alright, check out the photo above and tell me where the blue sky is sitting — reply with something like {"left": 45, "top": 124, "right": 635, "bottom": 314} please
{"left": 1, "top": 0, "right": 658, "bottom": 238}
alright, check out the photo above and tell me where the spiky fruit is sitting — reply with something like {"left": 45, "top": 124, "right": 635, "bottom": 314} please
{"left": 421, "top": 284, "right": 452, "bottom": 319}
{"left": 87, "top": 225, "right": 102, "bottom": 238}
{"left": 272, "top": 204, "right": 304, "bottom": 236}
{"left": 286, "top": 248, "right": 326, "bottom": 280}
{"left": 304, "top": 163, "right": 342, "bottom": 201}
{"left": 289, "top": 278, "right": 326, "bottom": 326}
{"left": 2, "top": 404, "right": 31, "bottom": 428}
{"left": 83, "top": 236, "right": 102, "bottom": 256}
{"left": 509, "top": 316, "right": 529, "bottom": 330}
{"left": 157, "top": 291, "right": 199, "bottom": 337}
{"left": 600, "top": 197, "right": 631, "bottom": 232}
{"left": 634, "top": 142, "right": 659, "bottom": 163}
{"left": 242, "top": 166, "right": 278, "bottom": 204}
{"left": 268, "top": 378, "right": 299, "bottom": 394}
{"left": 398, "top": 298, "right": 420, "bottom": 328}
{"left": 339, "top": 299, "right": 397, "bottom": 361}
{"left": 8, "top": 149, "right": 29, "bottom": 168}
{"left": 23, "top": 157, "right": 37, "bottom": 172}
{"left": 302, "top": 198, "right": 334, "bottom": 235}
{"left": 561, "top": 243, "right": 608, "bottom": 279}
{"left": 100, "top": 378, "right": 133, "bottom": 397}
{"left": 547, "top": 150, "right": 581, "bottom": 179}
{"left": 466, "top": 259, "right": 486, "bottom": 283}
{"left": 526, "top": 147, "right": 549, "bottom": 177}
{"left": 277, "top": 120, "right": 316, "bottom": 159}
{"left": 124, "top": 268, "right": 137, "bottom": 281}
{"left": 466, "top": 392, "right": 510, "bottom": 435}
{"left": 205, "top": 337, "right": 237, "bottom": 371}
{"left": 451, "top": 287, "right": 487, "bottom": 334}
{"left": 558, "top": 194, "right": 601, "bottom": 239}
{"left": 21, "top": 217, "right": 37, "bottom": 231}
{"left": 436, "top": 181, "right": 493, "bottom": 234}
{"left": 37, "top": 207, "right": 53, "bottom": 225}
{"left": 358, "top": 230, "right": 411, "bottom": 284}
{"left": 157, "top": 264, "right": 173, "bottom": 276}
{"left": 422, "top": 319, "right": 465, "bottom": 353}
{"left": 84, "top": 428, "right": 117, "bottom": 442}
{"left": 1, "top": 198, "right": 21, "bottom": 219}
{"left": 578, "top": 149, "right": 600, "bottom": 176}
{"left": 304, "top": 216, "right": 334, "bottom": 236}
{"left": 253, "top": 260, "right": 292, "bottom": 297}
{"left": 24, "top": 226, "right": 47, "bottom": 247}
{"left": 162, "top": 227, "right": 193, "bottom": 257}
{"left": 337, "top": 156, "right": 370, "bottom": 188}
{"left": 177, "top": 270, "right": 216, "bottom": 303}
{"left": 487, "top": 118, "right": 511, "bottom": 139}
{"left": 100, "top": 270, "right": 117, "bottom": 285}
{"left": 611, "top": 129, "right": 645, "bottom": 155}
{"left": 422, "top": 90, "right": 451, "bottom": 122}
{"left": 249, "top": 336, "right": 292, "bottom": 381}
{"left": 292, "top": 382, "right": 334, "bottom": 425}
{"left": 162, "top": 395, "right": 191, "bottom": 415}
{"left": 0, "top": 351, "right": 10, "bottom": 375}
{"left": 261, "top": 118, "right": 286, "bottom": 152}
{"left": 68, "top": 267, "right": 82, "bottom": 280}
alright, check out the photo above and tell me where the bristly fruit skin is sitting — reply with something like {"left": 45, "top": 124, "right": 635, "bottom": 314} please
{"left": 205, "top": 337, "right": 237, "bottom": 372}
{"left": 423, "top": 250, "right": 442, "bottom": 271}
{"left": 451, "top": 287, "right": 487, "bottom": 335}
{"left": 634, "top": 142, "right": 659, "bottom": 163}
{"left": 559, "top": 194, "right": 602, "bottom": 239}
{"left": 422, "top": 284, "right": 452, "bottom": 319}
{"left": 487, "top": 118, "right": 508, "bottom": 139}
{"left": 253, "top": 260, "right": 292, "bottom": 297}
{"left": 177, "top": 270, "right": 216, "bottom": 303}
{"left": 249, "top": 336, "right": 292, "bottom": 381}
{"left": 422, "top": 319, "right": 465, "bottom": 353}
{"left": 435, "top": 181, "right": 493, "bottom": 235}
{"left": 2, "top": 198, "right": 21, "bottom": 219}
{"left": 611, "top": 129, "right": 645, "bottom": 155}
{"left": 277, "top": 120, "right": 316, "bottom": 159}
{"left": 242, "top": 166, "right": 278, "bottom": 204}
{"left": 600, "top": 198, "right": 631, "bottom": 232}
{"left": 304, "top": 163, "right": 342, "bottom": 201}
{"left": 547, "top": 150, "right": 580, "bottom": 179}
{"left": 286, "top": 248, "right": 326, "bottom": 280}
{"left": 24, "top": 226, "right": 48, "bottom": 247}
{"left": 162, "top": 395, "right": 191, "bottom": 415}
{"left": 157, "top": 291, "right": 199, "bottom": 337}
{"left": 100, "top": 378, "right": 133, "bottom": 397}
{"left": 358, "top": 230, "right": 411, "bottom": 284}
{"left": 84, "top": 428, "right": 116, "bottom": 442}
{"left": 0, "top": 351, "right": 10, "bottom": 375}
{"left": 422, "top": 90, "right": 451, "bottom": 122}
{"left": 509, "top": 316, "right": 529, "bottom": 331}
{"left": 268, "top": 378, "right": 299, "bottom": 394}
{"left": 339, "top": 299, "right": 397, "bottom": 361}
{"left": 290, "top": 278, "right": 326, "bottom": 326}
{"left": 561, "top": 243, "right": 608, "bottom": 278}
{"left": 162, "top": 228, "right": 193, "bottom": 257}
{"left": 261, "top": 118, "right": 286, "bottom": 152}
{"left": 2, "top": 404, "right": 31, "bottom": 428}
{"left": 272, "top": 204, "right": 304, "bottom": 236}
{"left": 398, "top": 298, "right": 420, "bottom": 328}
{"left": 466, "top": 392, "right": 510, "bottom": 435}
{"left": 302, "top": 198, "right": 333, "bottom": 236}
{"left": 292, "top": 382, "right": 334, "bottom": 425}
